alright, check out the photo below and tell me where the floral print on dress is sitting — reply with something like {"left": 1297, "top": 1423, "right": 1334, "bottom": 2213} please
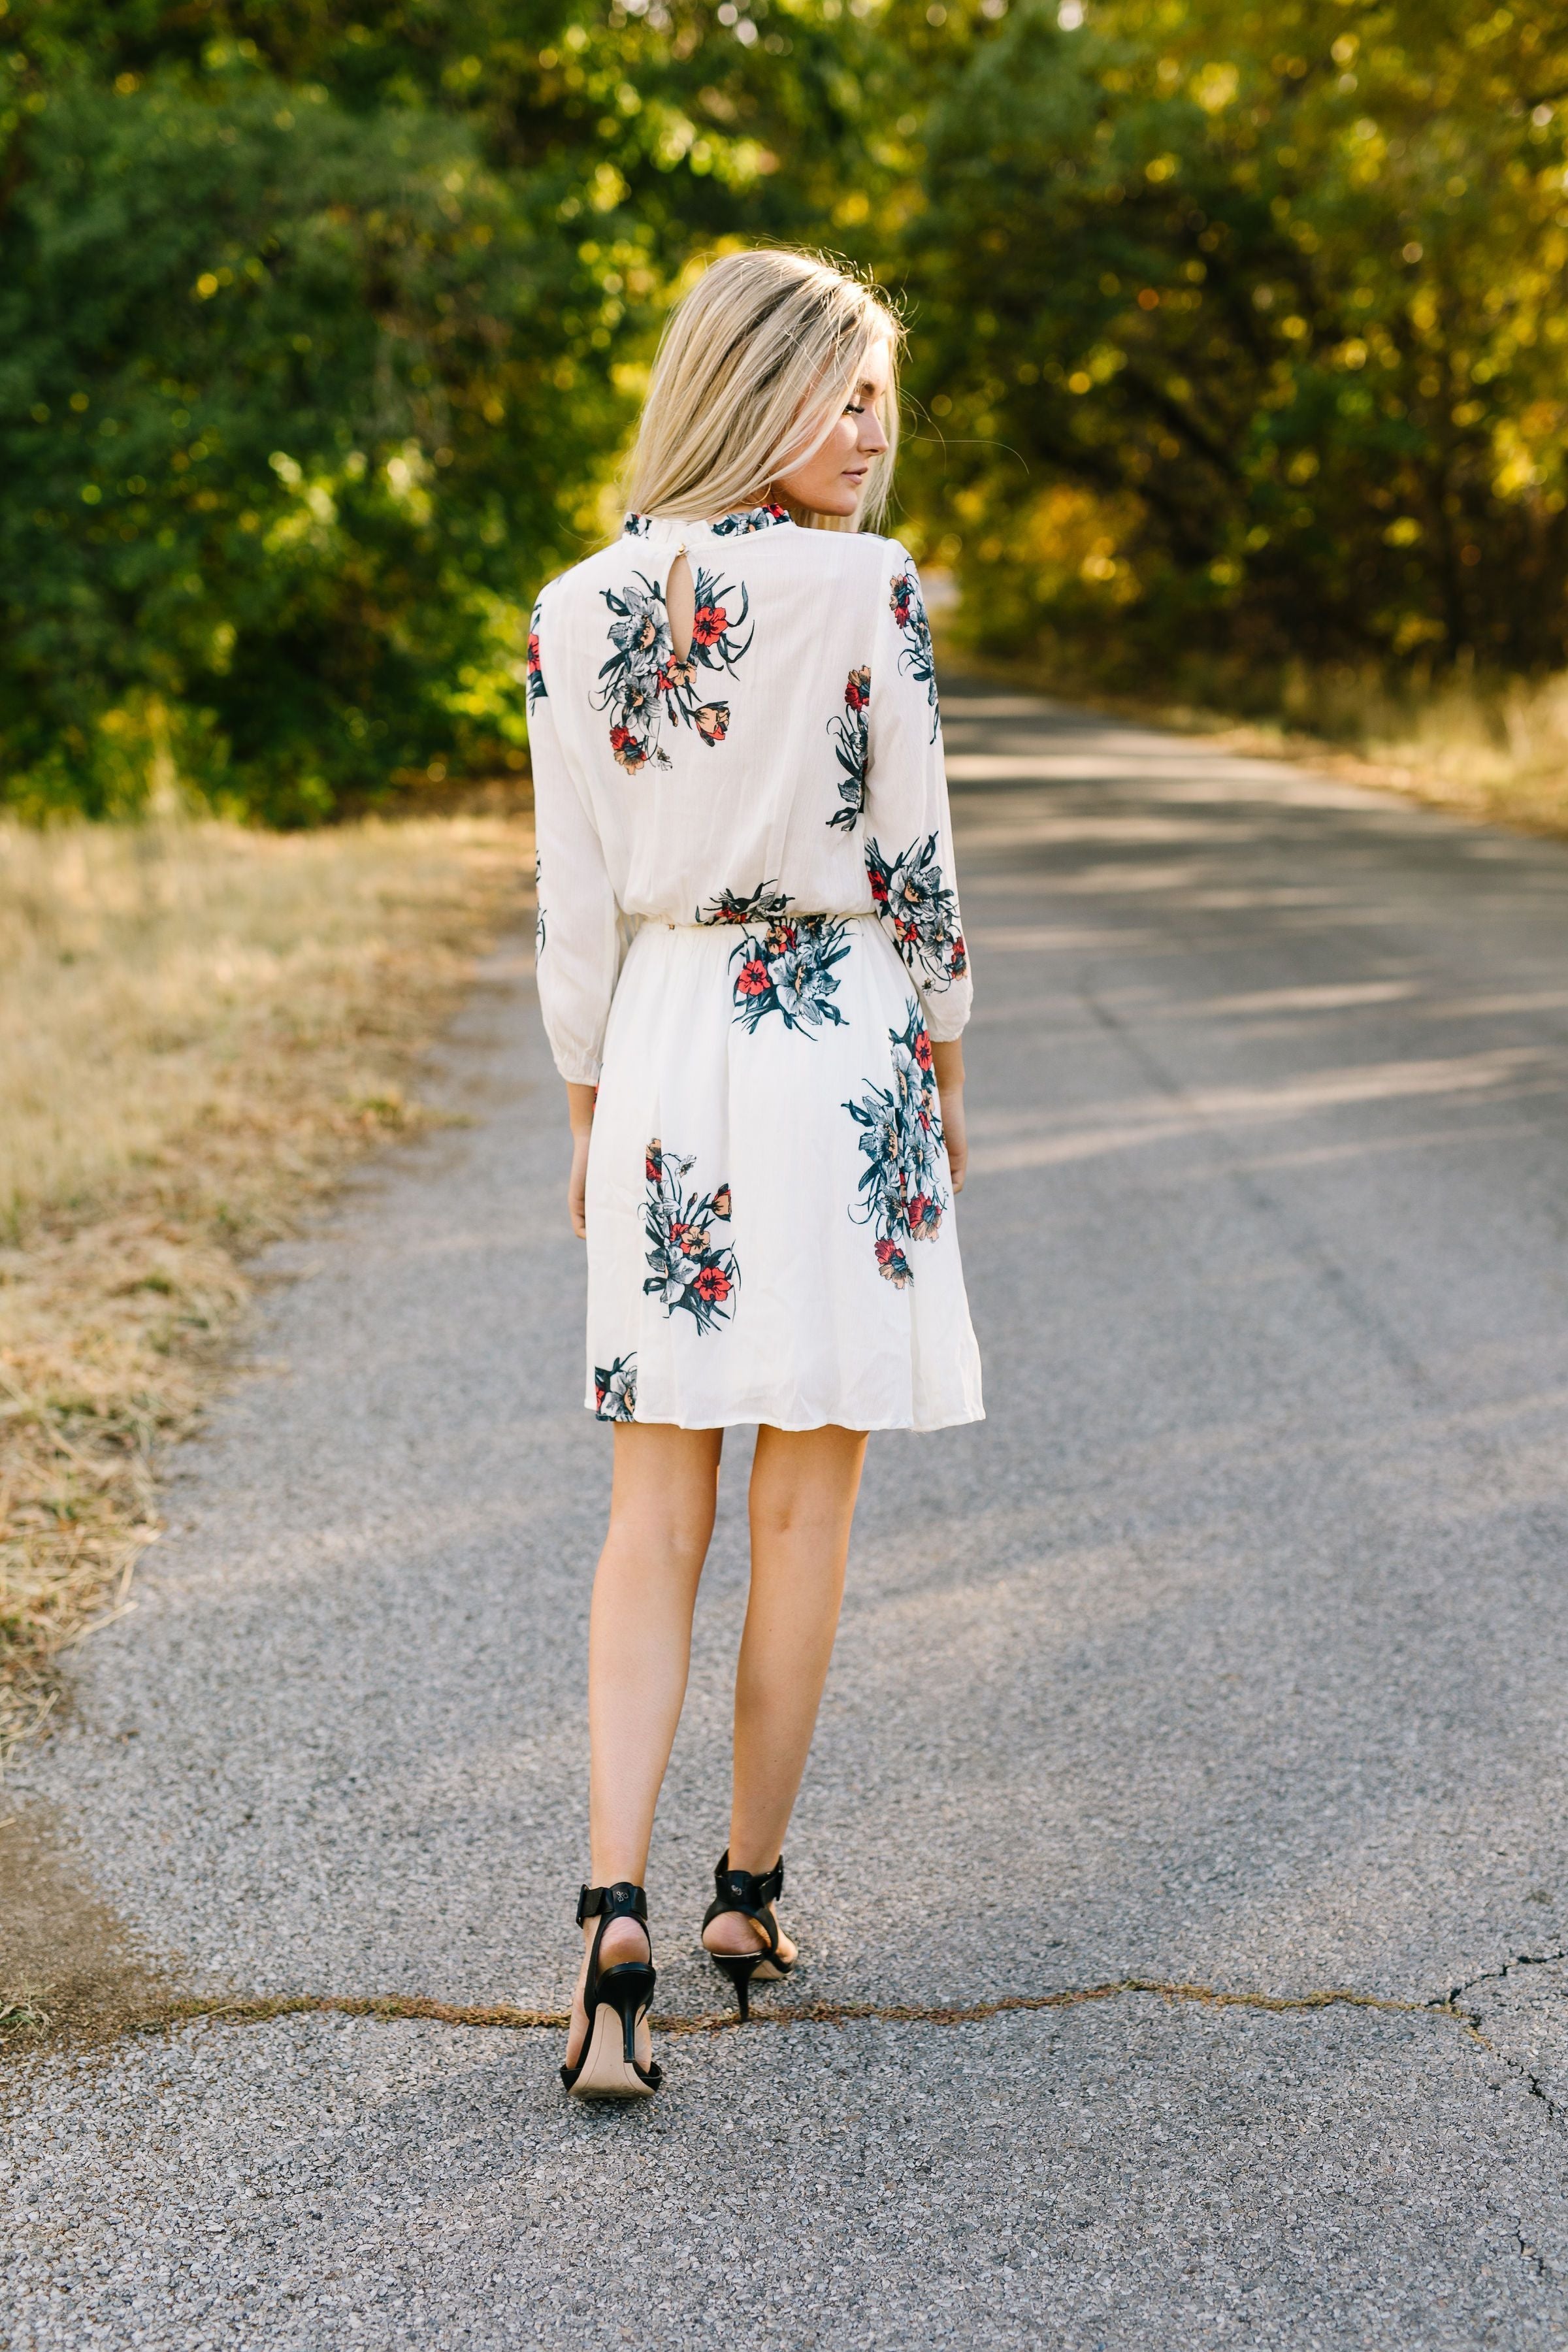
{"left": 527, "top": 598, "right": 547, "bottom": 708}
{"left": 594, "top": 1353, "right": 638, "bottom": 1422}
{"left": 890, "top": 565, "right": 939, "bottom": 742}
{"left": 866, "top": 832, "right": 968, "bottom": 992}
{"left": 843, "top": 1000, "right": 949, "bottom": 1287}
{"left": 710, "top": 502, "right": 792, "bottom": 537}
{"left": 644, "top": 1141, "right": 740, "bottom": 1333}
{"left": 623, "top": 506, "right": 791, "bottom": 540}
{"left": 731, "top": 912, "right": 853, "bottom": 1036}
{"left": 826, "top": 666, "right": 871, "bottom": 832}
{"left": 696, "top": 881, "right": 794, "bottom": 925}
{"left": 595, "top": 566, "right": 753, "bottom": 773}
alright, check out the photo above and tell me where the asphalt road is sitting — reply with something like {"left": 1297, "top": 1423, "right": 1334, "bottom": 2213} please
{"left": 7, "top": 687, "right": 1568, "bottom": 2349}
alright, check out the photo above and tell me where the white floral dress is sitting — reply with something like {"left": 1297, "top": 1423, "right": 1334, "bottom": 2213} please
{"left": 526, "top": 504, "right": 983, "bottom": 1433}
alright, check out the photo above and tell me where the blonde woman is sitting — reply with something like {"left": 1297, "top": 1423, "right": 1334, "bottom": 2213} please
{"left": 526, "top": 248, "right": 983, "bottom": 2098}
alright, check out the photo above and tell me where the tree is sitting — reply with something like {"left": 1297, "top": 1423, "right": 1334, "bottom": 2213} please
{"left": 0, "top": 0, "right": 881, "bottom": 817}
{"left": 906, "top": 0, "right": 1568, "bottom": 681}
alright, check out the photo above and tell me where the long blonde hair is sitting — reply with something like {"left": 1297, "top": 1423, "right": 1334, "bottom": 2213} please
{"left": 623, "top": 248, "right": 904, "bottom": 534}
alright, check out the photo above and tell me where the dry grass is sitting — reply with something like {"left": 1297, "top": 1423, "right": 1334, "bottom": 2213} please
{"left": 0, "top": 806, "right": 531, "bottom": 1754}
{"left": 1152, "top": 666, "right": 1568, "bottom": 840}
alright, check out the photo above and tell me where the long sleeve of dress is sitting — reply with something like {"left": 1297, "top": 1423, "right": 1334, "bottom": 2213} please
{"left": 527, "top": 593, "right": 623, "bottom": 1085}
{"left": 862, "top": 546, "right": 972, "bottom": 1043}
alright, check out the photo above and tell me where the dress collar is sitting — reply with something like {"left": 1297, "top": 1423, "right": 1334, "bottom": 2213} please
{"left": 622, "top": 502, "right": 793, "bottom": 546}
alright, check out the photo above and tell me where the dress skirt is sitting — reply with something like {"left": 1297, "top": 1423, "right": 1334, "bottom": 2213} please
{"left": 583, "top": 914, "right": 984, "bottom": 1433}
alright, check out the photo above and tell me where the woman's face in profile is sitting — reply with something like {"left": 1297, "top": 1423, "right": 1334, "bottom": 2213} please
{"left": 771, "top": 336, "right": 892, "bottom": 517}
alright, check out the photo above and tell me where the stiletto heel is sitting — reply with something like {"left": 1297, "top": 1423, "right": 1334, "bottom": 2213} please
{"left": 712, "top": 1951, "right": 760, "bottom": 2022}
{"left": 700, "top": 1851, "right": 792, "bottom": 2021}
{"left": 560, "top": 1882, "right": 662, "bottom": 2099}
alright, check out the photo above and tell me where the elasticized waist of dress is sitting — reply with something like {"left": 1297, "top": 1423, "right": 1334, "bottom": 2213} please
{"left": 652, "top": 909, "right": 879, "bottom": 931}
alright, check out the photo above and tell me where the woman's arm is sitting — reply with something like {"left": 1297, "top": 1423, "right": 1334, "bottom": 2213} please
{"left": 862, "top": 546, "right": 972, "bottom": 1046}
{"left": 566, "top": 1081, "right": 596, "bottom": 1239}
{"left": 931, "top": 1039, "right": 966, "bottom": 1194}
{"left": 529, "top": 589, "right": 625, "bottom": 1234}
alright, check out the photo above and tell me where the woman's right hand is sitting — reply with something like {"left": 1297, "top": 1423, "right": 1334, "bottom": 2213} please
{"left": 565, "top": 1081, "right": 598, "bottom": 1239}
{"left": 930, "top": 1040, "right": 967, "bottom": 1194}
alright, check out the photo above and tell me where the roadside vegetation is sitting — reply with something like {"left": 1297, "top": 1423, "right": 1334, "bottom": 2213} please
{"left": 0, "top": 809, "right": 528, "bottom": 1752}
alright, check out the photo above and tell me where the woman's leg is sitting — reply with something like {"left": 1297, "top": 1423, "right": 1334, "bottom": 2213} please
{"left": 705, "top": 1423, "right": 868, "bottom": 1961}
{"left": 568, "top": 1422, "right": 723, "bottom": 2062}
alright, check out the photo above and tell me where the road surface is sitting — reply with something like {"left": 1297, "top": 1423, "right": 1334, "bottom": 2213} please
{"left": 7, "top": 686, "right": 1568, "bottom": 2348}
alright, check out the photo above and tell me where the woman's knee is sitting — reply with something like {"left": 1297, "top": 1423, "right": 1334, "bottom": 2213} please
{"left": 606, "top": 1503, "right": 713, "bottom": 1577}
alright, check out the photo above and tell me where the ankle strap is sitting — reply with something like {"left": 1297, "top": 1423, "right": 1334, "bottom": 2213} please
{"left": 576, "top": 1880, "right": 649, "bottom": 1928}
{"left": 713, "top": 1851, "right": 783, "bottom": 1910}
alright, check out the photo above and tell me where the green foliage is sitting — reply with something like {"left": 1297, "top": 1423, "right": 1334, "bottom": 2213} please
{"left": 0, "top": 0, "right": 879, "bottom": 820}
{"left": 906, "top": 1, "right": 1568, "bottom": 681}
{"left": 7, "top": 0, "right": 1568, "bottom": 818}
{"left": 2, "top": 68, "right": 630, "bottom": 820}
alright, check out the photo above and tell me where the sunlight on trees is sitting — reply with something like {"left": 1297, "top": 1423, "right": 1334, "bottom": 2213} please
{"left": 3, "top": 2, "right": 1564, "bottom": 815}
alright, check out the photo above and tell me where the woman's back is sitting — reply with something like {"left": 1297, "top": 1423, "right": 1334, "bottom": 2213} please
{"left": 528, "top": 504, "right": 970, "bottom": 1084}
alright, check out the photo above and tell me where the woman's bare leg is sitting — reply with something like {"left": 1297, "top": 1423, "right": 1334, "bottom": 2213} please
{"left": 568, "top": 1422, "right": 723, "bottom": 2065}
{"left": 704, "top": 1422, "right": 868, "bottom": 1961}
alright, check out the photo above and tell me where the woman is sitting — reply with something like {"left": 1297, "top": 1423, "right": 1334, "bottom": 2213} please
{"left": 526, "top": 248, "right": 982, "bottom": 2099}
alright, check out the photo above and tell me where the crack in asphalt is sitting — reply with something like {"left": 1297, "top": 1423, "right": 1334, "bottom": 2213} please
{"left": 0, "top": 1970, "right": 1533, "bottom": 2055}
{"left": 1444, "top": 1946, "right": 1568, "bottom": 2130}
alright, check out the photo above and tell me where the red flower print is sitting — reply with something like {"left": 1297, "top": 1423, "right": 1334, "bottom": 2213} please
{"left": 908, "top": 1194, "right": 931, "bottom": 1230}
{"left": 914, "top": 1029, "right": 934, "bottom": 1071}
{"left": 691, "top": 603, "right": 728, "bottom": 646}
{"left": 845, "top": 666, "right": 870, "bottom": 712}
{"left": 611, "top": 725, "right": 632, "bottom": 749}
{"left": 527, "top": 632, "right": 542, "bottom": 676}
{"left": 694, "top": 702, "right": 730, "bottom": 745}
{"left": 736, "top": 958, "right": 770, "bottom": 998}
{"left": 952, "top": 934, "right": 968, "bottom": 976}
{"left": 868, "top": 865, "right": 890, "bottom": 904}
{"left": 875, "top": 1237, "right": 897, "bottom": 1265}
{"left": 644, "top": 1141, "right": 740, "bottom": 1335}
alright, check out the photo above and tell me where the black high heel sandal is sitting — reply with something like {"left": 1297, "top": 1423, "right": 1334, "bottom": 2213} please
{"left": 700, "top": 1850, "right": 792, "bottom": 2021}
{"left": 559, "top": 1881, "right": 663, "bottom": 2099}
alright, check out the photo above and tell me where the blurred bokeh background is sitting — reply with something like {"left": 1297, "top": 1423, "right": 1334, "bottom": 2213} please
{"left": 7, "top": 0, "right": 1568, "bottom": 825}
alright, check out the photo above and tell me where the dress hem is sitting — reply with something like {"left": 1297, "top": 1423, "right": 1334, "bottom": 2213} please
{"left": 585, "top": 1407, "right": 986, "bottom": 1435}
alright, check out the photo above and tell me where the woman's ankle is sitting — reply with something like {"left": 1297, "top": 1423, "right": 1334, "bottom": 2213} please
{"left": 583, "top": 1912, "right": 651, "bottom": 1968}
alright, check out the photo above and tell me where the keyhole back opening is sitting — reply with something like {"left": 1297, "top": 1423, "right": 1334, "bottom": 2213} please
{"left": 666, "top": 550, "right": 695, "bottom": 665}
